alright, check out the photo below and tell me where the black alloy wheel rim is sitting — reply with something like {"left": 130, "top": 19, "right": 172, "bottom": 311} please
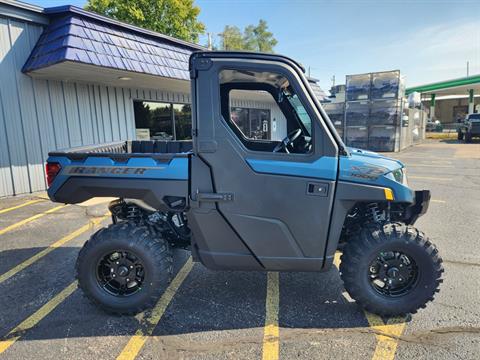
{"left": 96, "top": 250, "right": 145, "bottom": 296}
{"left": 368, "top": 251, "right": 418, "bottom": 297}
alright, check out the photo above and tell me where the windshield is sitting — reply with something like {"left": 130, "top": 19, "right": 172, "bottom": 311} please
{"left": 468, "top": 114, "right": 480, "bottom": 120}
{"left": 285, "top": 93, "right": 312, "bottom": 136}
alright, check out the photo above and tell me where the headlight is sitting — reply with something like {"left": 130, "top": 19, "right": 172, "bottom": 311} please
{"left": 391, "top": 168, "right": 408, "bottom": 186}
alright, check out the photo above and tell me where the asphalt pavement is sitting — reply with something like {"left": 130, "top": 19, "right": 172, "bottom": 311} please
{"left": 0, "top": 138, "right": 478, "bottom": 360}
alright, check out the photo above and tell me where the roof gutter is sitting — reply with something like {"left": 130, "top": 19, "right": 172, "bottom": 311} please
{"left": 0, "top": 0, "right": 49, "bottom": 25}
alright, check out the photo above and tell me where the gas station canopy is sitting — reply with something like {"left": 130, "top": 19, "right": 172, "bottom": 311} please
{"left": 406, "top": 74, "right": 480, "bottom": 117}
{"left": 406, "top": 74, "right": 480, "bottom": 96}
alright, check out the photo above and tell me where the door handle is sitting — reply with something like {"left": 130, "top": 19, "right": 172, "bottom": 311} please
{"left": 306, "top": 182, "right": 329, "bottom": 197}
{"left": 196, "top": 192, "right": 234, "bottom": 202}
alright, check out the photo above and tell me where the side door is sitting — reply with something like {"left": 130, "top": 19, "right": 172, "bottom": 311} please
{"left": 190, "top": 53, "right": 339, "bottom": 271}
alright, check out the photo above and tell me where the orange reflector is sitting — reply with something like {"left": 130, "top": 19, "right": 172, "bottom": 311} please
{"left": 384, "top": 188, "right": 394, "bottom": 201}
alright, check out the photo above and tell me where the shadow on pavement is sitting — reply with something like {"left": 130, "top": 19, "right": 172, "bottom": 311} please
{"left": 0, "top": 246, "right": 388, "bottom": 344}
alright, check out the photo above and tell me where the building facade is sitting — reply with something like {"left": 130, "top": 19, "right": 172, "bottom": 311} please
{"left": 0, "top": 1, "right": 303, "bottom": 197}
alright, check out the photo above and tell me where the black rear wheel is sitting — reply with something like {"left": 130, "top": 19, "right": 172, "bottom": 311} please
{"left": 340, "top": 222, "right": 443, "bottom": 316}
{"left": 96, "top": 249, "right": 146, "bottom": 297}
{"left": 76, "top": 221, "right": 173, "bottom": 315}
{"left": 457, "top": 131, "right": 464, "bottom": 140}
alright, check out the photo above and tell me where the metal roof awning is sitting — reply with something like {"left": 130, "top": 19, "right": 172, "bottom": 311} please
{"left": 22, "top": 6, "right": 205, "bottom": 89}
{"left": 307, "top": 77, "right": 328, "bottom": 102}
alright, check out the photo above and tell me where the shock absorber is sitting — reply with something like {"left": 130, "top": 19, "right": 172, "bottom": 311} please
{"left": 367, "top": 203, "right": 385, "bottom": 223}
{"left": 126, "top": 205, "right": 142, "bottom": 221}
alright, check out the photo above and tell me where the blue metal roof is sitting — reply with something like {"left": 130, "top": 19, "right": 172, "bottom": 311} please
{"left": 307, "top": 77, "right": 328, "bottom": 102}
{"left": 23, "top": 6, "right": 205, "bottom": 80}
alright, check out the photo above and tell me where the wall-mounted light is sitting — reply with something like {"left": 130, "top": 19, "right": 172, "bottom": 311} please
{"left": 118, "top": 76, "right": 132, "bottom": 81}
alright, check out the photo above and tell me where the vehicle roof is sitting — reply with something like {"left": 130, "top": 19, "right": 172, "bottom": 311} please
{"left": 190, "top": 51, "right": 306, "bottom": 73}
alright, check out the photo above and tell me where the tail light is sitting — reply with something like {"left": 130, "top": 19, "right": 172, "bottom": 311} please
{"left": 46, "top": 162, "right": 61, "bottom": 187}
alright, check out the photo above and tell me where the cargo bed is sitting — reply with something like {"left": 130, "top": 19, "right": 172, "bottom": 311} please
{"left": 49, "top": 140, "right": 193, "bottom": 159}
{"left": 47, "top": 140, "right": 192, "bottom": 211}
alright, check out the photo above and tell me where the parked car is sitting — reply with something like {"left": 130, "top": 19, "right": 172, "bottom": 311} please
{"left": 45, "top": 51, "right": 443, "bottom": 317}
{"left": 426, "top": 119, "right": 443, "bottom": 132}
{"left": 457, "top": 113, "right": 480, "bottom": 142}
{"left": 151, "top": 131, "right": 173, "bottom": 141}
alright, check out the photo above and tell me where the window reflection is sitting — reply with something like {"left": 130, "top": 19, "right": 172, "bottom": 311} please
{"left": 134, "top": 101, "right": 191, "bottom": 140}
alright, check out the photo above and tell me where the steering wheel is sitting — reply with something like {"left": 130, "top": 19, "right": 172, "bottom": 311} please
{"left": 273, "top": 128, "right": 302, "bottom": 153}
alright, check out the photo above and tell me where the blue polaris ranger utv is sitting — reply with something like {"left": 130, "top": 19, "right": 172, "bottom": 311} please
{"left": 46, "top": 52, "right": 443, "bottom": 316}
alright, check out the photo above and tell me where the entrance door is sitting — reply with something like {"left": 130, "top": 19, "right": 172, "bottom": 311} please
{"left": 190, "top": 53, "right": 339, "bottom": 271}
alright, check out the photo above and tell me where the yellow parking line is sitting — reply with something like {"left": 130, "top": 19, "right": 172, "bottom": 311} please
{"left": 0, "top": 214, "right": 109, "bottom": 285}
{"left": 0, "top": 199, "right": 45, "bottom": 215}
{"left": 0, "top": 205, "right": 66, "bottom": 236}
{"left": 116, "top": 258, "right": 194, "bottom": 360}
{"left": 431, "top": 199, "right": 446, "bottom": 203}
{"left": 333, "top": 252, "right": 406, "bottom": 360}
{"left": 409, "top": 176, "right": 452, "bottom": 181}
{"left": 0, "top": 281, "right": 77, "bottom": 354}
{"left": 366, "top": 313, "right": 406, "bottom": 360}
{"left": 262, "top": 272, "right": 280, "bottom": 360}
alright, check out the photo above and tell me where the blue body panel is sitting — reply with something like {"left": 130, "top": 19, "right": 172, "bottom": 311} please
{"left": 339, "top": 148, "right": 412, "bottom": 202}
{"left": 246, "top": 147, "right": 413, "bottom": 203}
{"left": 246, "top": 156, "right": 337, "bottom": 181}
{"left": 49, "top": 145, "right": 413, "bottom": 205}
{"left": 47, "top": 155, "right": 189, "bottom": 198}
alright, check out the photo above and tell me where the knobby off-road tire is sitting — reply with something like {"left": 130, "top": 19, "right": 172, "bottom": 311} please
{"left": 457, "top": 131, "right": 464, "bottom": 141}
{"left": 340, "top": 222, "right": 443, "bottom": 317}
{"left": 76, "top": 221, "right": 173, "bottom": 315}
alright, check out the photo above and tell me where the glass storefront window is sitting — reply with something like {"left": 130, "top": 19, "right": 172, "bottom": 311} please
{"left": 134, "top": 101, "right": 191, "bottom": 140}
{"left": 173, "top": 104, "right": 192, "bottom": 140}
{"left": 134, "top": 100, "right": 271, "bottom": 142}
{"left": 230, "top": 107, "right": 271, "bottom": 140}
{"left": 230, "top": 107, "right": 250, "bottom": 137}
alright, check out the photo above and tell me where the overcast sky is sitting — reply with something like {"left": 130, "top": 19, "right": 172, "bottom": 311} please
{"left": 29, "top": 0, "right": 480, "bottom": 89}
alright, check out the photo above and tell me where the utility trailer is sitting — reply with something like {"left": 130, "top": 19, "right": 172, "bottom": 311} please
{"left": 46, "top": 52, "right": 443, "bottom": 316}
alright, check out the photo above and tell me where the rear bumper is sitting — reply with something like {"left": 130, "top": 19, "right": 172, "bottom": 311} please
{"left": 404, "top": 190, "right": 431, "bottom": 225}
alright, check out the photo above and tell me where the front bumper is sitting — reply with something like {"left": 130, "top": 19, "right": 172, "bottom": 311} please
{"left": 404, "top": 190, "right": 431, "bottom": 225}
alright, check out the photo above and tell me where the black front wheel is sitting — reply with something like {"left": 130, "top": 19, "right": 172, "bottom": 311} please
{"left": 340, "top": 223, "right": 443, "bottom": 316}
{"left": 457, "top": 131, "right": 464, "bottom": 140}
{"left": 76, "top": 221, "right": 173, "bottom": 315}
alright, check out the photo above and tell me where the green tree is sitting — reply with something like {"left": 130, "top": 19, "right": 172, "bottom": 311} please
{"left": 219, "top": 25, "right": 245, "bottom": 51}
{"left": 242, "top": 25, "right": 257, "bottom": 51}
{"left": 85, "top": 0, "right": 205, "bottom": 43}
{"left": 133, "top": 102, "right": 152, "bottom": 129}
{"left": 253, "top": 19, "right": 277, "bottom": 53}
{"left": 218, "top": 20, "right": 277, "bottom": 53}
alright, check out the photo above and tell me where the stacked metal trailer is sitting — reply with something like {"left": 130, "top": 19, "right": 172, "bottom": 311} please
{"left": 324, "top": 70, "right": 405, "bottom": 152}
{"left": 345, "top": 70, "right": 405, "bottom": 152}
{"left": 322, "top": 102, "right": 345, "bottom": 140}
